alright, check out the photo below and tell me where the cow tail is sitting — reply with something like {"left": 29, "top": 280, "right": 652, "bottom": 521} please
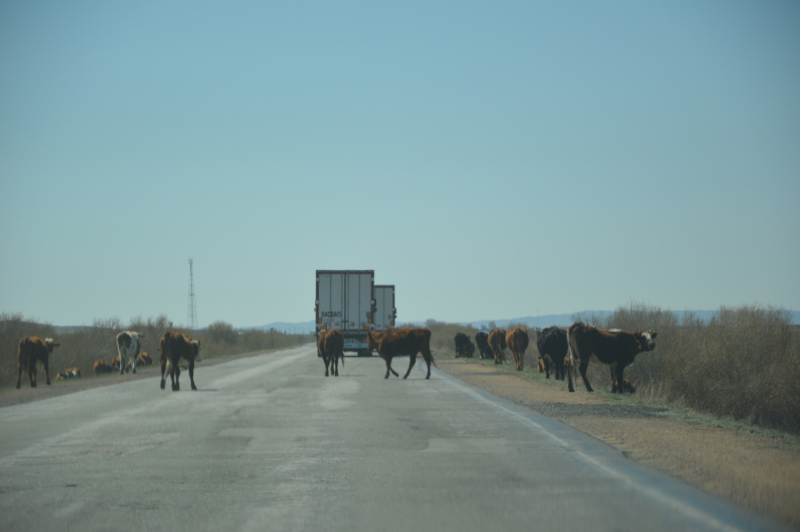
{"left": 566, "top": 327, "right": 579, "bottom": 376}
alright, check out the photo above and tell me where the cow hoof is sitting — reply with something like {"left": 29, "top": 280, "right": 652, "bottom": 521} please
{"left": 132, "top": 369, "right": 137, "bottom": 374}
{"left": 31, "top": 383, "right": 37, "bottom": 388}
{"left": 160, "top": 381, "right": 165, "bottom": 390}
{"left": 191, "top": 384, "right": 197, "bottom": 391}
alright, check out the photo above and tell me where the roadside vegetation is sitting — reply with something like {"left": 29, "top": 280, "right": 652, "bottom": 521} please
{"left": 425, "top": 304, "right": 800, "bottom": 435}
{"left": 0, "top": 313, "right": 313, "bottom": 389}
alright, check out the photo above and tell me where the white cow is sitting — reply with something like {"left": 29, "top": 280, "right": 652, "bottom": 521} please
{"left": 116, "top": 331, "right": 144, "bottom": 375}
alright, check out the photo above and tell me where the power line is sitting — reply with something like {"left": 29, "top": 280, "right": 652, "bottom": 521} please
{"left": 188, "top": 258, "right": 197, "bottom": 330}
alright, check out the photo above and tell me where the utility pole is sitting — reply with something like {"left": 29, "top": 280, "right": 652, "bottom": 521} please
{"left": 188, "top": 258, "right": 197, "bottom": 331}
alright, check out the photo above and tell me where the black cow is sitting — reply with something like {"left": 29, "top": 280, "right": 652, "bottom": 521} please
{"left": 535, "top": 326, "right": 567, "bottom": 380}
{"left": 474, "top": 332, "right": 492, "bottom": 360}
{"left": 453, "top": 332, "right": 475, "bottom": 358}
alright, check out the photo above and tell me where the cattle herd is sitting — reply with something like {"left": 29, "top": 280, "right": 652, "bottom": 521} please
{"left": 16, "top": 321, "right": 657, "bottom": 396}
{"left": 15, "top": 330, "right": 202, "bottom": 392}
{"left": 450, "top": 323, "right": 657, "bottom": 393}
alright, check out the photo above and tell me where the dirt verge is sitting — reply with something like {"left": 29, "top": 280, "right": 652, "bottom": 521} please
{"left": 436, "top": 356, "right": 800, "bottom": 530}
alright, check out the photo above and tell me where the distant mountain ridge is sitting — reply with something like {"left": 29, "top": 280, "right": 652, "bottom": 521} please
{"left": 248, "top": 309, "right": 799, "bottom": 333}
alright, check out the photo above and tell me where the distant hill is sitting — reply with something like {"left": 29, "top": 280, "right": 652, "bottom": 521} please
{"left": 244, "top": 309, "right": 800, "bottom": 334}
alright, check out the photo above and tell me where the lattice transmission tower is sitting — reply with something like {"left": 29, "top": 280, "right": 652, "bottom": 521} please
{"left": 188, "top": 258, "right": 197, "bottom": 330}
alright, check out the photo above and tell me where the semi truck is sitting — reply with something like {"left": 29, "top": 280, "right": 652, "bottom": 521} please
{"left": 315, "top": 270, "right": 375, "bottom": 356}
{"left": 373, "top": 285, "right": 396, "bottom": 332}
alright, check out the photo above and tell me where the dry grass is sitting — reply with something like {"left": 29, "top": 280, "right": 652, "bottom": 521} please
{"left": 425, "top": 304, "right": 800, "bottom": 435}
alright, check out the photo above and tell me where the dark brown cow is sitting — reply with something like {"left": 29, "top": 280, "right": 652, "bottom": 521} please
{"left": 93, "top": 360, "right": 113, "bottom": 375}
{"left": 487, "top": 328, "right": 507, "bottom": 365}
{"left": 318, "top": 329, "right": 345, "bottom": 377}
{"left": 159, "top": 331, "right": 202, "bottom": 391}
{"left": 367, "top": 328, "right": 436, "bottom": 379}
{"left": 566, "top": 322, "right": 657, "bottom": 393}
{"left": 453, "top": 332, "right": 475, "bottom": 358}
{"left": 136, "top": 352, "right": 153, "bottom": 366}
{"left": 506, "top": 327, "right": 528, "bottom": 371}
{"left": 16, "top": 337, "right": 60, "bottom": 389}
{"left": 474, "top": 332, "right": 492, "bottom": 360}
{"left": 535, "top": 326, "right": 567, "bottom": 380}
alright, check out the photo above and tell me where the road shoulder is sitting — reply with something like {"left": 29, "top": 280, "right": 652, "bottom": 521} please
{"left": 435, "top": 356, "right": 800, "bottom": 530}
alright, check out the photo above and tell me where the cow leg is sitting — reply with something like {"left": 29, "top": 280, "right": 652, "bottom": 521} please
{"left": 131, "top": 353, "right": 137, "bottom": 374}
{"left": 578, "top": 361, "right": 593, "bottom": 392}
{"left": 383, "top": 356, "right": 399, "bottom": 379}
{"left": 160, "top": 360, "right": 167, "bottom": 389}
{"left": 333, "top": 354, "right": 339, "bottom": 377}
{"left": 119, "top": 354, "right": 126, "bottom": 375}
{"left": 611, "top": 365, "right": 626, "bottom": 393}
{"left": 422, "top": 350, "right": 433, "bottom": 379}
{"left": 544, "top": 357, "right": 551, "bottom": 379}
{"left": 189, "top": 360, "right": 197, "bottom": 391}
{"left": 16, "top": 363, "right": 23, "bottom": 389}
{"left": 43, "top": 357, "right": 51, "bottom": 386}
{"left": 402, "top": 352, "right": 418, "bottom": 379}
{"left": 322, "top": 354, "right": 330, "bottom": 377}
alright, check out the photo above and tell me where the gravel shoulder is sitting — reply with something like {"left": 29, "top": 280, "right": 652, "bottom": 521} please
{"left": 436, "top": 356, "right": 800, "bottom": 530}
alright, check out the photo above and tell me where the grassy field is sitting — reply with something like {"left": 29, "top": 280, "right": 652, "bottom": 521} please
{"left": 424, "top": 304, "right": 800, "bottom": 435}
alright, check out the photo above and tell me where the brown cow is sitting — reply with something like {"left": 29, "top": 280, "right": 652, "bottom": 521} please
{"left": 159, "top": 331, "right": 202, "bottom": 391}
{"left": 110, "top": 354, "right": 132, "bottom": 372}
{"left": 566, "top": 322, "right": 657, "bottom": 393}
{"left": 16, "top": 337, "right": 60, "bottom": 389}
{"left": 318, "top": 329, "right": 345, "bottom": 377}
{"left": 136, "top": 352, "right": 153, "bottom": 366}
{"left": 367, "top": 328, "right": 436, "bottom": 379}
{"left": 93, "top": 360, "right": 113, "bottom": 375}
{"left": 506, "top": 327, "right": 529, "bottom": 371}
{"left": 487, "top": 328, "right": 507, "bottom": 365}
{"left": 453, "top": 332, "right": 475, "bottom": 358}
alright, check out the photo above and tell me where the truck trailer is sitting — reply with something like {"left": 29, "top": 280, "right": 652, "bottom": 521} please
{"left": 373, "top": 285, "right": 396, "bottom": 332}
{"left": 315, "top": 270, "right": 375, "bottom": 356}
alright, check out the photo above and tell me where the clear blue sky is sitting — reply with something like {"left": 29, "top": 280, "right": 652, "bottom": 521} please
{"left": 1, "top": 1, "right": 798, "bottom": 328}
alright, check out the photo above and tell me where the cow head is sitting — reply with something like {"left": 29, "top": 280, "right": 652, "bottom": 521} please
{"left": 367, "top": 331, "right": 378, "bottom": 351}
{"left": 45, "top": 338, "right": 60, "bottom": 360}
{"left": 635, "top": 331, "right": 657, "bottom": 352}
{"left": 191, "top": 340, "right": 202, "bottom": 362}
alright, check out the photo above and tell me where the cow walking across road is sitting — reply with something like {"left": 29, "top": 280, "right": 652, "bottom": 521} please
{"left": 474, "top": 332, "right": 492, "bottom": 360}
{"left": 367, "top": 328, "right": 436, "bottom": 379}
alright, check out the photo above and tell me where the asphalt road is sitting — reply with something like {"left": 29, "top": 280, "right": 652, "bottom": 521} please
{"left": 0, "top": 344, "right": 788, "bottom": 532}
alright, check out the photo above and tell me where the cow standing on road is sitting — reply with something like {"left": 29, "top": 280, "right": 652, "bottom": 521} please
{"left": 159, "top": 331, "right": 202, "bottom": 391}
{"left": 116, "top": 331, "right": 143, "bottom": 375}
{"left": 318, "top": 329, "right": 345, "bottom": 377}
{"left": 16, "top": 337, "right": 60, "bottom": 389}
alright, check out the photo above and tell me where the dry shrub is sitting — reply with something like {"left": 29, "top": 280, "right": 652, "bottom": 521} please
{"left": 575, "top": 303, "right": 800, "bottom": 434}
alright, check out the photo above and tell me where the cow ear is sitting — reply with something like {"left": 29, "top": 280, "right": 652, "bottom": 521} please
{"left": 651, "top": 331, "right": 658, "bottom": 339}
